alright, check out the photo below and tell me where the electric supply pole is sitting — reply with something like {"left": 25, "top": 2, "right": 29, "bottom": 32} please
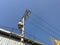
{"left": 18, "top": 9, "right": 31, "bottom": 45}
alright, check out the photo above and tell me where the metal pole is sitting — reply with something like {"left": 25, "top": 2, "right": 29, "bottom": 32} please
{"left": 20, "top": 17, "right": 24, "bottom": 45}
{"left": 18, "top": 9, "right": 31, "bottom": 45}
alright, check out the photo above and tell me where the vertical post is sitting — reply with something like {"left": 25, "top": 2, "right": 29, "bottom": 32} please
{"left": 18, "top": 18, "right": 24, "bottom": 45}
{"left": 20, "top": 17, "right": 24, "bottom": 45}
{"left": 18, "top": 9, "right": 31, "bottom": 45}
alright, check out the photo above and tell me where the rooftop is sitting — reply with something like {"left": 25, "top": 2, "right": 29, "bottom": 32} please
{"left": 0, "top": 28, "right": 44, "bottom": 45}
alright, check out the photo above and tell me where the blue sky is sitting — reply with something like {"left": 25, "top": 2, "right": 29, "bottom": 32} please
{"left": 0, "top": 0, "right": 60, "bottom": 45}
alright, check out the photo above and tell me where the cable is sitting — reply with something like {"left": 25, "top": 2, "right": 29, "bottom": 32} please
{"left": 25, "top": 19, "right": 60, "bottom": 39}
{"left": 29, "top": 16, "right": 60, "bottom": 37}
{"left": 27, "top": 12, "right": 60, "bottom": 38}
{"left": 32, "top": 12, "right": 60, "bottom": 33}
{"left": 0, "top": 24, "right": 20, "bottom": 33}
{"left": 25, "top": 30, "right": 49, "bottom": 45}
{"left": 25, "top": 20, "right": 60, "bottom": 45}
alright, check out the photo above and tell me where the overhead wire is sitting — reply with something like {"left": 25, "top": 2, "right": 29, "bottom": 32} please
{"left": 0, "top": 24, "right": 20, "bottom": 33}
{"left": 28, "top": 12, "right": 60, "bottom": 37}
{"left": 32, "top": 12, "right": 60, "bottom": 33}
{"left": 25, "top": 16, "right": 60, "bottom": 39}
{"left": 29, "top": 15, "right": 60, "bottom": 37}
{"left": 25, "top": 24, "right": 49, "bottom": 45}
{"left": 25, "top": 18, "right": 60, "bottom": 45}
{"left": 27, "top": 22, "right": 55, "bottom": 45}
{"left": 25, "top": 29, "right": 49, "bottom": 45}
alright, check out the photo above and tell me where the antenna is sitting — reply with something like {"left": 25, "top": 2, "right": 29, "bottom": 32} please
{"left": 18, "top": 9, "right": 31, "bottom": 45}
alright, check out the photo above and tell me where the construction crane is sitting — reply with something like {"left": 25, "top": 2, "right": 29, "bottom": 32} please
{"left": 18, "top": 9, "right": 31, "bottom": 45}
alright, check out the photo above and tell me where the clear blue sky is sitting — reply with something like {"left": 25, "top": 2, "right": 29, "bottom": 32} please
{"left": 0, "top": 0, "right": 60, "bottom": 45}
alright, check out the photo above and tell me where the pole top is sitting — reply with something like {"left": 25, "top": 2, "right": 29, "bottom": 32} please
{"left": 18, "top": 9, "right": 31, "bottom": 29}
{"left": 22, "top": 9, "right": 31, "bottom": 20}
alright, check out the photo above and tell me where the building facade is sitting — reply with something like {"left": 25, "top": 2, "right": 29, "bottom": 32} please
{"left": 0, "top": 28, "right": 43, "bottom": 45}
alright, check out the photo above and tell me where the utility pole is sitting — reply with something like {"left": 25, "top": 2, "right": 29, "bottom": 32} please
{"left": 18, "top": 9, "right": 31, "bottom": 45}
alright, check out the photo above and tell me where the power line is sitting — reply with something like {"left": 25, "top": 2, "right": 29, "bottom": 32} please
{"left": 29, "top": 16, "right": 60, "bottom": 37}
{"left": 27, "top": 12, "right": 60, "bottom": 38}
{"left": 0, "top": 24, "right": 21, "bottom": 34}
{"left": 32, "top": 12, "right": 60, "bottom": 33}
{"left": 25, "top": 30, "right": 48, "bottom": 45}
{"left": 25, "top": 18, "right": 60, "bottom": 39}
